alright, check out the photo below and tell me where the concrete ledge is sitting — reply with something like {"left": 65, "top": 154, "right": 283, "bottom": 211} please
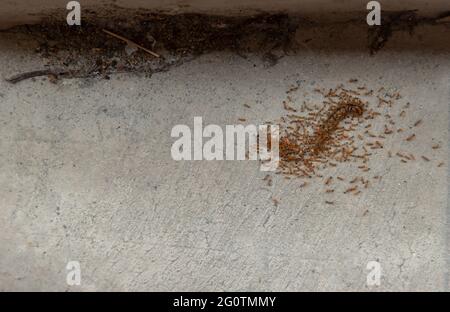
{"left": 0, "top": 0, "right": 449, "bottom": 29}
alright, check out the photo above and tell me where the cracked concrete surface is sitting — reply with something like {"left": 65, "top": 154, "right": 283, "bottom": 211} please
{"left": 0, "top": 24, "right": 449, "bottom": 291}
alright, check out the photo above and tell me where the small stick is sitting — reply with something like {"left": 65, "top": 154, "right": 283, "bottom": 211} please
{"left": 102, "top": 29, "right": 160, "bottom": 58}
{"left": 5, "top": 69, "right": 67, "bottom": 84}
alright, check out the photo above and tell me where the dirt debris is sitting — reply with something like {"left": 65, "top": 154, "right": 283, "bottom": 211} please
{"left": 367, "top": 10, "right": 449, "bottom": 54}
{"left": 4, "top": 9, "right": 447, "bottom": 83}
{"left": 4, "top": 13, "right": 299, "bottom": 82}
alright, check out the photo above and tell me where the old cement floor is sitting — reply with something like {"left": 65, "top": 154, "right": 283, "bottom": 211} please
{"left": 0, "top": 25, "right": 449, "bottom": 291}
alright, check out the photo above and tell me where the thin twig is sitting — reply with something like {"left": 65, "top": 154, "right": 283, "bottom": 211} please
{"left": 5, "top": 69, "right": 68, "bottom": 84}
{"left": 102, "top": 29, "right": 160, "bottom": 58}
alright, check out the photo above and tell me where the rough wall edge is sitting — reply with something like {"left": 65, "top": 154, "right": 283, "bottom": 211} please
{"left": 0, "top": 1, "right": 449, "bottom": 29}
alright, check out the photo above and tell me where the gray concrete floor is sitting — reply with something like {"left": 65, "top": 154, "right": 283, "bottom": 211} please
{"left": 0, "top": 25, "right": 449, "bottom": 291}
